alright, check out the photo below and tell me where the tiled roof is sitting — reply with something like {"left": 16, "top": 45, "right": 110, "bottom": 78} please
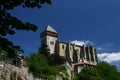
{"left": 74, "top": 62, "right": 97, "bottom": 66}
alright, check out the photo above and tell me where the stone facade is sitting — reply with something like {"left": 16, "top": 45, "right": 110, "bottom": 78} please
{"left": 40, "top": 25, "right": 98, "bottom": 79}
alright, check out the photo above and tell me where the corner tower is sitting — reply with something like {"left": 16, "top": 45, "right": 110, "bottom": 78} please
{"left": 40, "top": 25, "right": 58, "bottom": 54}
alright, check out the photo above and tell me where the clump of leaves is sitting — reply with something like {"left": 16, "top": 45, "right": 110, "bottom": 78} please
{"left": 0, "top": 0, "right": 52, "bottom": 59}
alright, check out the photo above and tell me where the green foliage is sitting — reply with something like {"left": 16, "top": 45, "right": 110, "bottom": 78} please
{"left": 27, "top": 44, "right": 68, "bottom": 79}
{"left": 71, "top": 73, "right": 79, "bottom": 80}
{"left": 48, "top": 54, "right": 61, "bottom": 65}
{"left": 78, "top": 67, "right": 103, "bottom": 80}
{"left": 0, "top": 52, "right": 7, "bottom": 61}
{"left": 0, "top": 0, "right": 52, "bottom": 36}
{"left": 26, "top": 52, "right": 68, "bottom": 79}
{"left": 39, "top": 44, "right": 50, "bottom": 58}
{"left": 0, "top": 0, "right": 51, "bottom": 58}
{"left": 97, "top": 61, "right": 120, "bottom": 80}
{"left": 0, "top": 37, "right": 23, "bottom": 58}
{"left": 0, "top": 0, "right": 51, "bottom": 36}
{"left": 26, "top": 53, "right": 48, "bottom": 78}
{"left": 77, "top": 61, "right": 120, "bottom": 80}
{"left": 48, "top": 75, "right": 56, "bottom": 80}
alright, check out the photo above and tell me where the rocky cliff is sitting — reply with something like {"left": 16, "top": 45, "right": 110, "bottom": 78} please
{"left": 0, "top": 62, "right": 42, "bottom": 80}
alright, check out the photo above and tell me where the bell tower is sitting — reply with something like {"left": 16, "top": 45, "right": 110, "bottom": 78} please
{"left": 40, "top": 25, "right": 58, "bottom": 54}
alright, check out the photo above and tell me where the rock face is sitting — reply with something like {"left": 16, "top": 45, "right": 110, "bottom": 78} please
{"left": 0, "top": 62, "right": 42, "bottom": 80}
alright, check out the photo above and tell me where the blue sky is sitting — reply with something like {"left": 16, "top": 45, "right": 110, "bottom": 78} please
{"left": 6, "top": 0, "right": 120, "bottom": 70}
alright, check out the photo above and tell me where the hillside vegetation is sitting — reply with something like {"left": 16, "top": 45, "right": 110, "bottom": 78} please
{"left": 1, "top": 44, "right": 120, "bottom": 80}
{"left": 26, "top": 44, "right": 68, "bottom": 80}
{"left": 26, "top": 44, "right": 120, "bottom": 80}
{"left": 72, "top": 61, "right": 120, "bottom": 80}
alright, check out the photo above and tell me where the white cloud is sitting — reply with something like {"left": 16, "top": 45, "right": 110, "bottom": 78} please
{"left": 98, "top": 52, "right": 120, "bottom": 63}
{"left": 70, "top": 40, "right": 93, "bottom": 46}
{"left": 97, "top": 47, "right": 102, "bottom": 50}
{"left": 97, "top": 47, "right": 104, "bottom": 51}
{"left": 96, "top": 43, "right": 113, "bottom": 52}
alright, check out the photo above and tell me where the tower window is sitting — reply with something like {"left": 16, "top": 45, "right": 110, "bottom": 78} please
{"left": 62, "top": 45, "right": 64, "bottom": 49}
{"left": 50, "top": 41, "right": 54, "bottom": 45}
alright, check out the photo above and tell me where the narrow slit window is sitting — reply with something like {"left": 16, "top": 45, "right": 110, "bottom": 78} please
{"left": 62, "top": 45, "right": 64, "bottom": 49}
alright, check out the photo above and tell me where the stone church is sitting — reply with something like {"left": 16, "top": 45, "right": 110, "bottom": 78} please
{"left": 40, "top": 25, "right": 98, "bottom": 79}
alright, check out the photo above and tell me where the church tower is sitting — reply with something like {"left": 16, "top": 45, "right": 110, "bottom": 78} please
{"left": 40, "top": 25, "right": 58, "bottom": 54}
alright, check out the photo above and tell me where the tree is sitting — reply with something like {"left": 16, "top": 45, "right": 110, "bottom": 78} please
{"left": 71, "top": 73, "right": 79, "bottom": 80}
{"left": 27, "top": 44, "right": 69, "bottom": 79}
{"left": 26, "top": 53, "right": 49, "bottom": 78}
{"left": 78, "top": 67, "right": 103, "bottom": 80}
{"left": 77, "top": 61, "right": 120, "bottom": 80}
{"left": 26, "top": 52, "right": 68, "bottom": 79}
{"left": 97, "top": 61, "right": 120, "bottom": 80}
{"left": 39, "top": 44, "right": 50, "bottom": 58}
{"left": 0, "top": 0, "right": 51, "bottom": 58}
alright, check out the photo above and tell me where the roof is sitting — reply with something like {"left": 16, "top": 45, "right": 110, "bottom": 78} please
{"left": 45, "top": 25, "right": 57, "bottom": 33}
{"left": 74, "top": 62, "right": 97, "bottom": 66}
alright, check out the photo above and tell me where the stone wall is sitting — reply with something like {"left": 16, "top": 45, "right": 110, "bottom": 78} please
{"left": 0, "top": 62, "right": 43, "bottom": 80}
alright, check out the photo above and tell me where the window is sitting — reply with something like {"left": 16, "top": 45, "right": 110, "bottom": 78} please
{"left": 50, "top": 41, "right": 54, "bottom": 45}
{"left": 62, "top": 45, "right": 64, "bottom": 49}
